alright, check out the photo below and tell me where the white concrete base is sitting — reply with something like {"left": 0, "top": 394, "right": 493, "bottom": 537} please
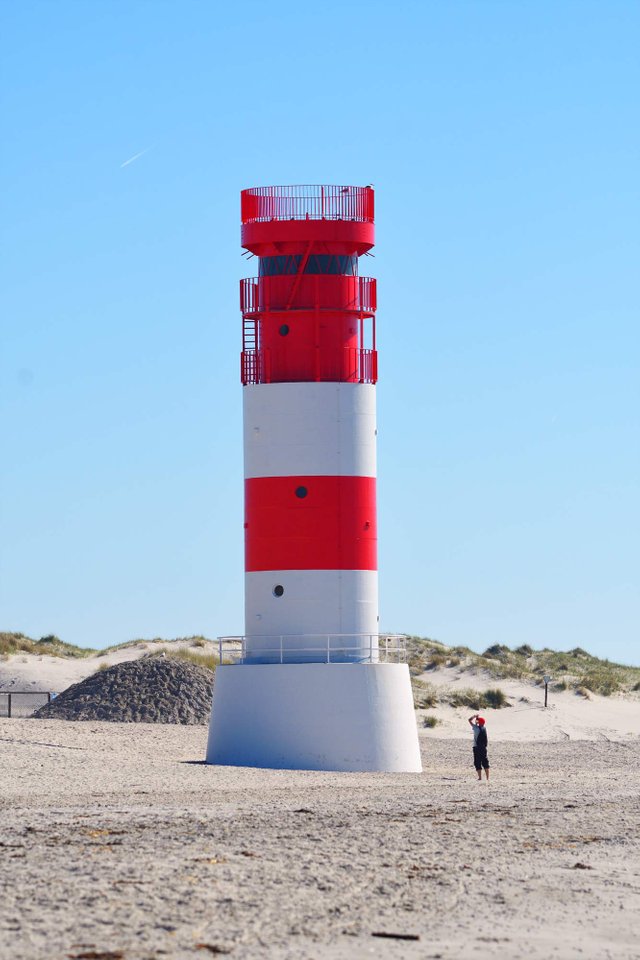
{"left": 206, "top": 663, "right": 422, "bottom": 772}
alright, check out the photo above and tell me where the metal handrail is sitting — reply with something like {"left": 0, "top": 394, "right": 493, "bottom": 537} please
{"left": 241, "top": 185, "right": 374, "bottom": 225}
{"left": 216, "top": 634, "right": 407, "bottom": 666}
{"left": 240, "top": 346, "right": 377, "bottom": 386}
{"left": 240, "top": 276, "right": 376, "bottom": 316}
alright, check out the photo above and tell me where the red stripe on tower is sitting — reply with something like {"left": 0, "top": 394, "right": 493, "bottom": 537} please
{"left": 245, "top": 475, "right": 377, "bottom": 572}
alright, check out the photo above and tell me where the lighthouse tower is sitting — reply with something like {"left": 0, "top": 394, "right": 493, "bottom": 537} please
{"left": 206, "top": 185, "right": 421, "bottom": 772}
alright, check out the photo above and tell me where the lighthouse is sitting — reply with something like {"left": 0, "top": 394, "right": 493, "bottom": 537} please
{"left": 206, "top": 185, "right": 421, "bottom": 772}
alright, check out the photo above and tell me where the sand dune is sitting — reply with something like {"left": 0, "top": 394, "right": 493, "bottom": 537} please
{"left": 413, "top": 664, "right": 640, "bottom": 742}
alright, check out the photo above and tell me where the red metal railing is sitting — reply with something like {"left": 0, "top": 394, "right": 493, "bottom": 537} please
{"left": 241, "top": 349, "right": 270, "bottom": 385}
{"left": 240, "top": 276, "right": 376, "bottom": 316}
{"left": 355, "top": 348, "right": 378, "bottom": 384}
{"left": 241, "top": 348, "right": 377, "bottom": 386}
{"left": 241, "top": 185, "right": 374, "bottom": 224}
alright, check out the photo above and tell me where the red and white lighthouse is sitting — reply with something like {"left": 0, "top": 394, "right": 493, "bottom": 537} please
{"left": 206, "top": 186, "right": 421, "bottom": 772}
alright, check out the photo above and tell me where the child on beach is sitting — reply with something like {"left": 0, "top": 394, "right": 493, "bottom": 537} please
{"left": 468, "top": 714, "right": 490, "bottom": 781}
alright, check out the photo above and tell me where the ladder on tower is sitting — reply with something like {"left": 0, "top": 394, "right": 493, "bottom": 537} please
{"left": 241, "top": 316, "right": 260, "bottom": 384}
{"left": 243, "top": 315, "right": 258, "bottom": 353}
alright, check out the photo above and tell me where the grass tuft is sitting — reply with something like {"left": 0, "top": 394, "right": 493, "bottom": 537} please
{"left": 442, "top": 686, "right": 510, "bottom": 710}
{"left": 165, "top": 649, "right": 219, "bottom": 671}
{"left": 422, "top": 714, "right": 440, "bottom": 728}
{"left": 0, "top": 632, "right": 95, "bottom": 659}
{"left": 411, "top": 679, "right": 438, "bottom": 709}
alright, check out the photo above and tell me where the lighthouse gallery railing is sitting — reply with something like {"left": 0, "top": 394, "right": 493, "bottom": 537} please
{"left": 241, "top": 185, "right": 374, "bottom": 224}
{"left": 216, "top": 634, "right": 407, "bottom": 665}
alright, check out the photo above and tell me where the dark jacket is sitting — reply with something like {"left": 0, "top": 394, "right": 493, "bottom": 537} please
{"left": 476, "top": 726, "right": 488, "bottom": 750}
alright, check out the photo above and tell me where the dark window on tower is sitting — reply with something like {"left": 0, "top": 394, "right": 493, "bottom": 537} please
{"left": 259, "top": 255, "right": 358, "bottom": 277}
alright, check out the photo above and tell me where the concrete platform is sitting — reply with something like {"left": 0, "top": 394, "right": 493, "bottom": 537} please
{"left": 205, "top": 662, "right": 421, "bottom": 772}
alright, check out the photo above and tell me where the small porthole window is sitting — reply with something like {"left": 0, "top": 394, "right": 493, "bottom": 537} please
{"left": 295, "top": 486, "right": 308, "bottom": 498}
{"left": 279, "top": 324, "right": 290, "bottom": 336}
{"left": 273, "top": 584, "right": 284, "bottom": 597}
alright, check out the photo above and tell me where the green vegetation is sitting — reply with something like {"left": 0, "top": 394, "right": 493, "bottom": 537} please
{"left": 483, "top": 687, "right": 509, "bottom": 708}
{"left": 441, "top": 686, "right": 511, "bottom": 710}
{"left": 96, "top": 635, "right": 213, "bottom": 656}
{"left": 0, "top": 632, "right": 95, "bottom": 659}
{"left": 422, "top": 714, "right": 440, "bottom": 728}
{"left": 405, "top": 635, "right": 640, "bottom": 696}
{"left": 411, "top": 679, "right": 438, "bottom": 709}
{"left": 164, "top": 649, "right": 219, "bottom": 671}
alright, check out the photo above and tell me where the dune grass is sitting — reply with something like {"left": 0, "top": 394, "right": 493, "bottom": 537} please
{"left": 96, "top": 635, "right": 214, "bottom": 657}
{"left": 441, "top": 686, "right": 511, "bottom": 710}
{"left": 406, "top": 635, "right": 640, "bottom": 695}
{"left": 165, "top": 649, "right": 219, "bottom": 671}
{"left": 0, "top": 632, "right": 96, "bottom": 659}
{"left": 422, "top": 714, "right": 440, "bottom": 728}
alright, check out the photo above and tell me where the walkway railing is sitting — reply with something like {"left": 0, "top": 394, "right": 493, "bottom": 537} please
{"left": 240, "top": 347, "right": 378, "bottom": 386}
{"left": 216, "top": 634, "right": 407, "bottom": 665}
{"left": 240, "top": 276, "right": 376, "bottom": 316}
{"left": 241, "top": 185, "right": 374, "bottom": 224}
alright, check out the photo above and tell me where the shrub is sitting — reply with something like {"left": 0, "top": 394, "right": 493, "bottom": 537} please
{"left": 578, "top": 673, "right": 621, "bottom": 697}
{"left": 446, "top": 687, "right": 484, "bottom": 710}
{"left": 553, "top": 680, "right": 567, "bottom": 691}
{"left": 166, "top": 649, "right": 218, "bottom": 671}
{"left": 422, "top": 715, "right": 440, "bottom": 728}
{"left": 483, "top": 688, "right": 509, "bottom": 709}
{"left": 444, "top": 686, "right": 510, "bottom": 710}
{"left": 632, "top": 681, "right": 640, "bottom": 692}
{"left": 407, "top": 654, "right": 429, "bottom": 676}
{"left": 482, "top": 644, "right": 511, "bottom": 660}
{"left": 425, "top": 653, "right": 448, "bottom": 670}
{"left": 411, "top": 680, "right": 438, "bottom": 709}
{"left": 515, "top": 644, "right": 533, "bottom": 657}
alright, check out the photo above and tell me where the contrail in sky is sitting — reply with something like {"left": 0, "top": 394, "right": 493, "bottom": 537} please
{"left": 120, "top": 147, "right": 152, "bottom": 168}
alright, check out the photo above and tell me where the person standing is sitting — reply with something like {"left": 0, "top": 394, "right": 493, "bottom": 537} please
{"left": 468, "top": 714, "right": 490, "bottom": 781}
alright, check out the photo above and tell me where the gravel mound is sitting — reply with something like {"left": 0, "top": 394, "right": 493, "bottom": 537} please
{"left": 34, "top": 656, "right": 214, "bottom": 724}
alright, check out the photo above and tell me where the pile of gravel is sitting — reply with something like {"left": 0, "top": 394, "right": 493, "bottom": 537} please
{"left": 34, "top": 656, "right": 215, "bottom": 724}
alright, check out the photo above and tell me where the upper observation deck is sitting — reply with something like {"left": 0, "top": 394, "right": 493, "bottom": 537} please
{"left": 241, "top": 185, "right": 375, "bottom": 256}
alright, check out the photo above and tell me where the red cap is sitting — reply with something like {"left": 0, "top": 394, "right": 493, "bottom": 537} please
{"left": 476, "top": 717, "right": 485, "bottom": 726}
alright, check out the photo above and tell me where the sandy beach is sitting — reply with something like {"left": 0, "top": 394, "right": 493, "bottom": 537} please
{"left": 2, "top": 719, "right": 639, "bottom": 960}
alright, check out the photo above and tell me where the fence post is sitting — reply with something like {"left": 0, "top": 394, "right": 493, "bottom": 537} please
{"left": 7, "top": 693, "right": 11, "bottom": 719}
{"left": 47, "top": 692, "right": 51, "bottom": 704}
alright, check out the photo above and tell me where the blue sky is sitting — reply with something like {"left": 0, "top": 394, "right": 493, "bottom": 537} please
{"left": 1, "top": 0, "right": 638, "bottom": 663}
